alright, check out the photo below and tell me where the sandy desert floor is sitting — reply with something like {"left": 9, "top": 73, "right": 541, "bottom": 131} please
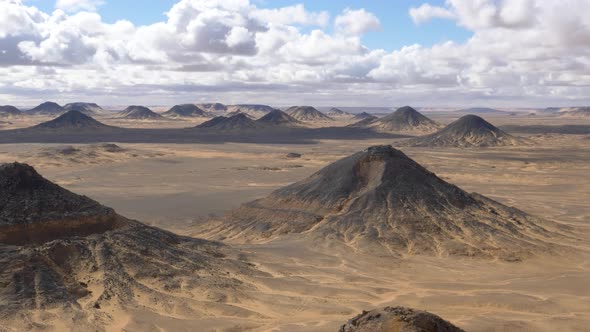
{"left": 1, "top": 114, "right": 589, "bottom": 331}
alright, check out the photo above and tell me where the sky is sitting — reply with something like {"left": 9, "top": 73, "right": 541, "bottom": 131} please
{"left": 1, "top": 0, "right": 590, "bottom": 107}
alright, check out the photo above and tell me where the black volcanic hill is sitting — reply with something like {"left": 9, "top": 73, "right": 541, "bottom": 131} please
{"left": 369, "top": 106, "right": 439, "bottom": 133}
{"left": 352, "top": 112, "right": 376, "bottom": 120}
{"left": 340, "top": 306, "right": 464, "bottom": 332}
{"left": 256, "top": 109, "right": 301, "bottom": 126}
{"left": 64, "top": 102, "right": 103, "bottom": 115}
{"left": 163, "top": 104, "right": 208, "bottom": 118}
{"left": 207, "top": 145, "right": 561, "bottom": 260}
{"left": 286, "top": 106, "right": 333, "bottom": 121}
{"left": 403, "top": 114, "right": 523, "bottom": 147}
{"left": 33, "top": 110, "right": 109, "bottom": 129}
{"left": 0, "top": 163, "right": 259, "bottom": 329}
{"left": 196, "top": 113, "right": 262, "bottom": 130}
{"left": 0, "top": 105, "right": 22, "bottom": 117}
{"left": 119, "top": 105, "right": 163, "bottom": 119}
{"left": 27, "top": 101, "right": 64, "bottom": 115}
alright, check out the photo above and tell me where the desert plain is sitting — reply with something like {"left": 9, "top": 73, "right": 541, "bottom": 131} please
{"left": 0, "top": 111, "right": 589, "bottom": 332}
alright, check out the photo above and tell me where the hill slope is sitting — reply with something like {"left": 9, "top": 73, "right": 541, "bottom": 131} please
{"left": 203, "top": 145, "right": 562, "bottom": 260}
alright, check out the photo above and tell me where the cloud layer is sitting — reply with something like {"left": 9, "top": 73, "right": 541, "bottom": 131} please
{"left": 1, "top": 0, "right": 590, "bottom": 107}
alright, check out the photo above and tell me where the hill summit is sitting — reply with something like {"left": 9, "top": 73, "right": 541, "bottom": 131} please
{"left": 205, "top": 145, "right": 561, "bottom": 260}
{"left": 403, "top": 114, "right": 522, "bottom": 147}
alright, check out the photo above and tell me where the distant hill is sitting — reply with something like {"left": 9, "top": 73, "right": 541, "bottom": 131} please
{"left": 196, "top": 103, "right": 227, "bottom": 114}
{"left": 403, "top": 114, "right": 523, "bottom": 147}
{"left": 226, "top": 104, "right": 274, "bottom": 118}
{"left": 364, "top": 106, "right": 439, "bottom": 133}
{"left": 27, "top": 101, "right": 64, "bottom": 115}
{"left": 33, "top": 110, "right": 110, "bottom": 130}
{"left": 286, "top": 106, "right": 333, "bottom": 121}
{"left": 163, "top": 104, "right": 208, "bottom": 118}
{"left": 0, "top": 105, "right": 22, "bottom": 118}
{"left": 559, "top": 107, "right": 590, "bottom": 118}
{"left": 326, "top": 107, "right": 352, "bottom": 118}
{"left": 63, "top": 102, "right": 103, "bottom": 115}
{"left": 352, "top": 112, "right": 375, "bottom": 120}
{"left": 256, "top": 109, "right": 301, "bottom": 126}
{"left": 119, "top": 105, "right": 163, "bottom": 119}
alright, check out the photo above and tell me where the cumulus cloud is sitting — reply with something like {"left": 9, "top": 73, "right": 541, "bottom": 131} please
{"left": 0, "top": 0, "right": 589, "bottom": 106}
{"left": 55, "top": 0, "right": 105, "bottom": 13}
{"left": 334, "top": 8, "right": 381, "bottom": 35}
{"left": 409, "top": 4, "right": 455, "bottom": 24}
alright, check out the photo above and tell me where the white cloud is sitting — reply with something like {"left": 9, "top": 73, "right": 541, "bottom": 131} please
{"left": 409, "top": 4, "right": 455, "bottom": 24}
{"left": 0, "top": 0, "right": 590, "bottom": 106}
{"left": 334, "top": 8, "right": 380, "bottom": 35}
{"left": 55, "top": 0, "right": 105, "bottom": 13}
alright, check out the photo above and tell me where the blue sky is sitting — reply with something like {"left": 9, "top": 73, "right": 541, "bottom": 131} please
{"left": 29, "top": 0, "right": 472, "bottom": 51}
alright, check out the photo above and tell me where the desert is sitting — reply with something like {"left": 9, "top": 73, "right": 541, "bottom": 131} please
{"left": 2, "top": 1, "right": 590, "bottom": 331}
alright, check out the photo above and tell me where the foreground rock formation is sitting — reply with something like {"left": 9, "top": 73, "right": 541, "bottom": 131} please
{"left": 0, "top": 163, "right": 260, "bottom": 330}
{"left": 402, "top": 114, "right": 523, "bottom": 147}
{"left": 206, "top": 145, "right": 563, "bottom": 260}
{"left": 340, "top": 306, "right": 464, "bottom": 332}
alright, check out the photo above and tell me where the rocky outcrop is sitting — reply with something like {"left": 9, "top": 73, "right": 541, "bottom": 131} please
{"left": 340, "top": 306, "right": 465, "bottom": 332}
